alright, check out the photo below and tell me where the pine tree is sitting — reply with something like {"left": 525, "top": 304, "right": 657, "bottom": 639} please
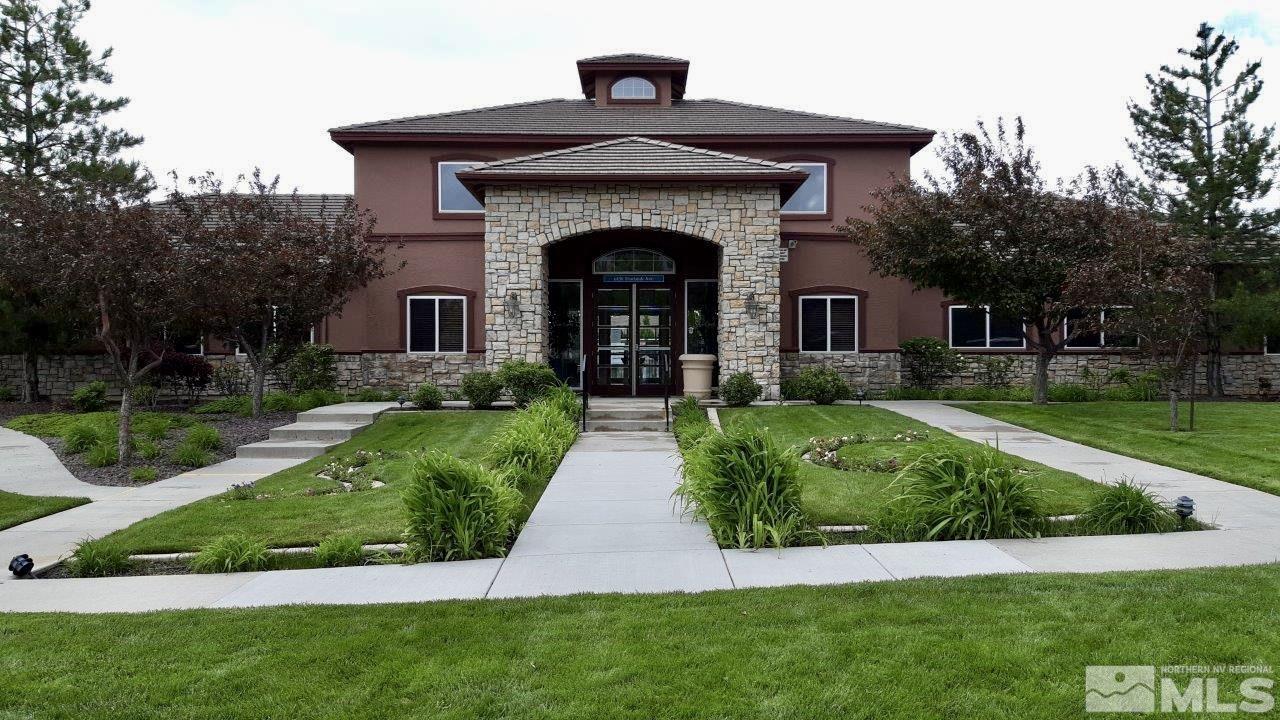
{"left": 0, "top": 0, "right": 147, "bottom": 401}
{"left": 1128, "top": 22, "right": 1280, "bottom": 397}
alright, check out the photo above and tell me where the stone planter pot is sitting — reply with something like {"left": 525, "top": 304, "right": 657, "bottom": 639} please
{"left": 678, "top": 354, "right": 717, "bottom": 399}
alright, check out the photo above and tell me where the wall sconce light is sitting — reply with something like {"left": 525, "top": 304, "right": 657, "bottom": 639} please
{"left": 746, "top": 292, "right": 760, "bottom": 319}
{"left": 504, "top": 291, "right": 520, "bottom": 316}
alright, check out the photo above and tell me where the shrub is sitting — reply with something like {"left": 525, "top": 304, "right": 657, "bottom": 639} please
{"left": 154, "top": 352, "right": 213, "bottom": 403}
{"left": 677, "top": 422, "right": 811, "bottom": 549}
{"left": 85, "top": 441, "right": 118, "bottom": 468}
{"left": 70, "top": 381, "right": 109, "bottom": 412}
{"left": 785, "top": 367, "right": 849, "bottom": 405}
{"left": 190, "top": 535, "right": 272, "bottom": 573}
{"left": 411, "top": 382, "right": 445, "bottom": 410}
{"left": 184, "top": 423, "right": 221, "bottom": 451}
{"left": 134, "top": 437, "right": 162, "bottom": 461}
{"left": 315, "top": 535, "right": 366, "bottom": 567}
{"left": 1077, "top": 479, "right": 1178, "bottom": 535}
{"left": 461, "top": 371, "right": 503, "bottom": 409}
{"left": 975, "top": 356, "right": 1017, "bottom": 389}
{"left": 133, "top": 414, "right": 173, "bottom": 440}
{"left": 672, "top": 396, "right": 714, "bottom": 451}
{"left": 870, "top": 446, "right": 1045, "bottom": 542}
{"left": 296, "top": 389, "right": 344, "bottom": 411}
{"left": 718, "top": 372, "right": 762, "bottom": 407}
{"left": 0, "top": 386, "right": 14, "bottom": 401}
{"left": 488, "top": 399, "right": 577, "bottom": 487}
{"left": 61, "top": 421, "right": 105, "bottom": 453}
{"left": 66, "top": 538, "right": 133, "bottom": 578}
{"left": 402, "top": 450, "right": 521, "bottom": 561}
{"left": 211, "top": 363, "right": 250, "bottom": 397}
{"left": 228, "top": 481, "right": 257, "bottom": 500}
{"left": 130, "top": 466, "right": 158, "bottom": 483}
{"left": 1047, "top": 383, "right": 1100, "bottom": 403}
{"left": 132, "top": 384, "right": 159, "bottom": 409}
{"left": 900, "top": 337, "right": 964, "bottom": 390}
{"left": 171, "top": 441, "right": 213, "bottom": 468}
{"left": 263, "top": 391, "right": 301, "bottom": 413}
{"left": 282, "top": 343, "right": 338, "bottom": 392}
{"left": 496, "top": 360, "right": 560, "bottom": 408}
{"left": 542, "top": 384, "right": 581, "bottom": 423}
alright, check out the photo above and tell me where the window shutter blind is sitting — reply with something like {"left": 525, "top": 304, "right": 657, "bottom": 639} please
{"left": 800, "top": 298, "right": 827, "bottom": 352}
{"left": 409, "top": 298, "right": 437, "bottom": 352}
{"left": 829, "top": 298, "right": 857, "bottom": 352}
{"left": 438, "top": 299, "right": 465, "bottom": 352}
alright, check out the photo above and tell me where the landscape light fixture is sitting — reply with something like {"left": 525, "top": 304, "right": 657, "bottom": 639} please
{"left": 396, "top": 393, "right": 407, "bottom": 409}
{"left": 1174, "top": 496, "right": 1196, "bottom": 522}
{"left": 854, "top": 388, "right": 867, "bottom": 406}
{"left": 8, "top": 553, "right": 34, "bottom": 578}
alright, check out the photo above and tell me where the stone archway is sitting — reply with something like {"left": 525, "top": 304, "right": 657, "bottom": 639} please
{"left": 482, "top": 183, "right": 783, "bottom": 398}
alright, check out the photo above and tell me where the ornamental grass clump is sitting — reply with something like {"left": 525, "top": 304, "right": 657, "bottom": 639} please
{"left": 487, "top": 399, "right": 578, "bottom": 487}
{"left": 402, "top": 450, "right": 521, "bottom": 562}
{"left": 315, "top": 534, "right": 366, "bottom": 567}
{"left": 1077, "top": 478, "right": 1179, "bottom": 535}
{"left": 677, "top": 422, "right": 814, "bottom": 549}
{"left": 672, "top": 396, "right": 714, "bottom": 450}
{"left": 190, "top": 535, "right": 272, "bottom": 573}
{"left": 184, "top": 423, "right": 221, "bottom": 451}
{"left": 61, "top": 421, "right": 105, "bottom": 453}
{"left": 66, "top": 538, "right": 133, "bottom": 578}
{"left": 870, "top": 445, "right": 1045, "bottom": 542}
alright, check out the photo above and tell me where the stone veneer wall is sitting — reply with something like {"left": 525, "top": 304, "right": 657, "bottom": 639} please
{"left": 780, "top": 351, "right": 1280, "bottom": 397}
{"left": 482, "top": 183, "right": 784, "bottom": 398}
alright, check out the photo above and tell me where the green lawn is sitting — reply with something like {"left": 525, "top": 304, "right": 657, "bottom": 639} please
{"left": 1, "top": 564, "right": 1277, "bottom": 718}
{"left": 6, "top": 410, "right": 195, "bottom": 438}
{"left": 0, "top": 490, "right": 88, "bottom": 530}
{"left": 720, "top": 405, "right": 1101, "bottom": 525}
{"left": 961, "top": 401, "right": 1280, "bottom": 496}
{"left": 100, "top": 411, "right": 513, "bottom": 554}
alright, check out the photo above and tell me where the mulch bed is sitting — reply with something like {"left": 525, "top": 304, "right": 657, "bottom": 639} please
{"left": 0, "top": 401, "right": 56, "bottom": 424}
{"left": 44, "top": 411, "right": 293, "bottom": 487}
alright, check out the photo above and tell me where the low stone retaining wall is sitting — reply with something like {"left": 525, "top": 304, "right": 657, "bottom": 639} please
{"left": 5, "top": 350, "right": 1278, "bottom": 399}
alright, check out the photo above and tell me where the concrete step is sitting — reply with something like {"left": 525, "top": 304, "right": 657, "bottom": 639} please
{"left": 586, "top": 407, "right": 668, "bottom": 421}
{"left": 268, "top": 422, "right": 367, "bottom": 442}
{"left": 294, "top": 402, "right": 395, "bottom": 425}
{"left": 585, "top": 419, "right": 670, "bottom": 433}
{"left": 236, "top": 439, "right": 341, "bottom": 460}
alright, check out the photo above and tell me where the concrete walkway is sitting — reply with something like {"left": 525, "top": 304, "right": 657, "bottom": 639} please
{"left": 0, "top": 426, "right": 119, "bottom": 501}
{"left": 2, "top": 401, "right": 1279, "bottom": 613}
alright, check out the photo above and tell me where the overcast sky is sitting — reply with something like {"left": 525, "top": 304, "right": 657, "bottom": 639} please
{"left": 78, "top": 0, "right": 1279, "bottom": 196}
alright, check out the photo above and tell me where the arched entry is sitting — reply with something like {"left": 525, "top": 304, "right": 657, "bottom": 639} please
{"left": 546, "top": 230, "right": 719, "bottom": 396}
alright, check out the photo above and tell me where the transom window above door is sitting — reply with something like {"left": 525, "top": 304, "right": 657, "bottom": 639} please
{"left": 437, "top": 161, "right": 485, "bottom": 213}
{"left": 610, "top": 76, "right": 656, "bottom": 100}
{"left": 592, "top": 248, "right": 675, "bottom": 274}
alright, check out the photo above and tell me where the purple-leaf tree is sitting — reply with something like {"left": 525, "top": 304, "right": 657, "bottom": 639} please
{"left": 842, "top": 118, "right": 1126, "bottom": 404}
{"left": 0, "top": 181, "right": 202, "bottom": 461}
{"left": 167, "top": 170, "right": 391, "bottom": 417}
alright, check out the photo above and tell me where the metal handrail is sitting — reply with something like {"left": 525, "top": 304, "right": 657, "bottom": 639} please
{"left": 580, "top": 364, "right": 588, "bottom": 432}
{"left": 663, "top": 350, "right": 671, "bottom": 431}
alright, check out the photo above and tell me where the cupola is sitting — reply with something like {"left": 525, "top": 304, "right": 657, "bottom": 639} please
{"left": 576, "top": 53, "right": 689, "bottom": 108}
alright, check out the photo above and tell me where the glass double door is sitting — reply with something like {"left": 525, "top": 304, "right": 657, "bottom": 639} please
{"left": 593, "top": 285, "right": 673, "bottom": 396}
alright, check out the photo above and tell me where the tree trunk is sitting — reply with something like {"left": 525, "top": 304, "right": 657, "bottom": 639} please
{"left": 21, "top": 350, "right": 39, "bottom": 403}
{"left": 1033, "top": 351, "right": 1051, "bottom": 405}
{"left": 251, "top": 361, "right": 267, "bottom": 418}
{"left": 1167, "top": 388, "right": 1180, "bottom": 432}
{"left": 118, "top": 383, "right": 134, "bottom": 463}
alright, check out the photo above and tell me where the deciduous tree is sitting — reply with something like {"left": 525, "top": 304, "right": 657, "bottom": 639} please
{"left": 167, "top": 171, "right": 392, "bottom": 417}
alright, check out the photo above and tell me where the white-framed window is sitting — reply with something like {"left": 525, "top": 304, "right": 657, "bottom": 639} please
{"left": 799, "top": 295, "right": 857, "bottom": 353}
{"left": 1064, "top": 307, "right": 1137, "bottom": 349}
{"left": 437, "top": 161, "right": 484, "bottom": 213}
{"left": 948, "top": 305, "right": 1025, "bottom": 349}
{"left": 610, "top": 76, "right": 656, "bottom": 99}
{"left": 407, "top": 295, "right": 466, "bottom": 353}
{"left": 781, "top": 162, "right": 827, "bottom": 215}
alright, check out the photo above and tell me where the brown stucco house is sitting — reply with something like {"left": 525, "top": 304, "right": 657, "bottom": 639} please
{"left": 114, "top": 52, "right": 1257, "bottom": 400}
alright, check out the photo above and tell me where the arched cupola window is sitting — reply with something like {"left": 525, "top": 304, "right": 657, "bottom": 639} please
{"left": 592, "top": 248, "right": 675, "bottom": 274}
{"left": 610, "top": 76, "right": 656, "bottom": 100}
